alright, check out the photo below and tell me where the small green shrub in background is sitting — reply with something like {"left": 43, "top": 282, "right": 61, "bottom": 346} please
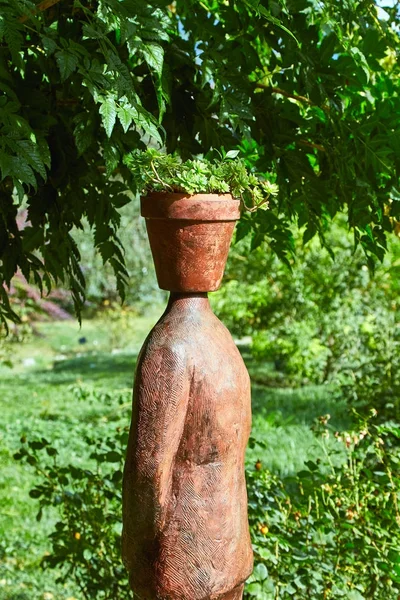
{"left": 14, "top": 408, "right": 132, "bottom": 600}
{"left": 246, "top": 413, "right": 400, "bottom": 599}
{"left": 100, "top": 302, "right": 141, "bottom": 351}
{"left": 0, "top": 283, "right": 36, "bottom": 367}
{"left": 337, "top": 307, "right": 400, "bottom": 421}
{"left": 0, "top": 326, "right": 26, "bottom": 368}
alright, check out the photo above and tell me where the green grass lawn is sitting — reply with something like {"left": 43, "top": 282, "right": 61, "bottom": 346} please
{"left": 0, "top": 311, "right": 349, "bottom": 600}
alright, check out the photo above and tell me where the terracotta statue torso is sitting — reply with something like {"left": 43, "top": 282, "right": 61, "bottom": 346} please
{"left": 123, "top": 294, "right": 253, "bottom": 600}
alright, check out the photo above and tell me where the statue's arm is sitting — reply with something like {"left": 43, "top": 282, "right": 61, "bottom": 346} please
{"left": 123, "top": 343, "right": 189, "bottom": 536}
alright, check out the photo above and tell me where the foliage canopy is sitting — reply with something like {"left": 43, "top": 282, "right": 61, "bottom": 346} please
{"left": 1, "top": 0, "right": 400, "bottom": 322}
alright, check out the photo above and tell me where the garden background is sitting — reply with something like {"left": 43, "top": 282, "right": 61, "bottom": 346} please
{"left": 2, "top": 201, "right": 400, "bottom": 599}
{"left": 1, "top": 0, "right": 400, "bottom": 599}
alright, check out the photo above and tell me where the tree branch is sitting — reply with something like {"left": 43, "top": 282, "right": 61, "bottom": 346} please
{"left": 255, "top": 83, "right": 332, "bottom": 113}
{"left": 19, "top": 0, "right": 63, "bottom": 23}
{"left": 255, "top": 83, "right": 315, "bottom": 106}
{"left": 298, "top": 139, "right": 326, "bottom": 152}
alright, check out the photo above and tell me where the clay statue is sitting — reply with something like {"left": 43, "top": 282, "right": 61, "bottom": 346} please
{"left": 123, "top": 194, "right": 253, "bottom": 599}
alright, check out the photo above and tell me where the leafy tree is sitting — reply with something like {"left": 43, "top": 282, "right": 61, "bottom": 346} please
{"left": 1, "top": 0, "right": 399, "bottom": 324}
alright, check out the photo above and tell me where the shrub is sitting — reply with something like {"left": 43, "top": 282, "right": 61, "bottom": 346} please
{"left": 246, "top": 413, "right": 400, "bottom": 599}
{"left": 14, "top": 424, "right": 131, "bottom": 600}
{"left": 337, "top": 306, "right": 400, "bottom": 421}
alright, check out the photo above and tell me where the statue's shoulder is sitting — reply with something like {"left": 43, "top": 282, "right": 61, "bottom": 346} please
{"left": 136, "top": 320, "right": 189, "bottom": 372}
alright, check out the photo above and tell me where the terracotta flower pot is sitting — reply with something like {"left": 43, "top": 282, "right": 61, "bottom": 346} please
{"left": 141, "top": 192, "right": 240, "bottom": 292}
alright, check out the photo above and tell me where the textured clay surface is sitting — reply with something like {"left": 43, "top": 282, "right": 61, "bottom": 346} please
{"left": 123, "top": 294, "right": 253, "bottom": 600}
{"left": 141, "top": 193, "right": 240, "bottom": 221}
{"left": 141, "top": 194, "right": 240, "bottom": 293}
{"left": 145, "top": 219, "right": 236, "bottom": 292}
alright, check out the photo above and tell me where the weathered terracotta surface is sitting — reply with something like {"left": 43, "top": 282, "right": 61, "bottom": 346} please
{"left": 123, "top": 294, "right": 253, "bottom": 599}
{"left": 141, "top": 193, "right": 240, "bottom": 292}
{"left": 122, "top": 194, "right": 253, "bottom": 599}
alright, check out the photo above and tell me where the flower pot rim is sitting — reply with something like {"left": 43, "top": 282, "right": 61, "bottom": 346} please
{"left": 141, "top": 192, "right": 241, "bottom": 221}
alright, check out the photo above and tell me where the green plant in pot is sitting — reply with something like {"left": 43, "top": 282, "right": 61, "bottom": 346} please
{"left": 123, "top": 149, "right": 278, "bottom": 292}
{"left": 124, "top": 148, "right": 278, "bottom": 211}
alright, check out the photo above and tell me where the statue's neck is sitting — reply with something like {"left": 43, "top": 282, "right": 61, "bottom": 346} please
{"left": 166, "top": 292, "right": 211, "bottom": 313}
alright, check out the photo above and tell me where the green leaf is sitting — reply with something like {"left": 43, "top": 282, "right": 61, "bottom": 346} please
{"left": 138, "top": 114, "right": 163, "bottom": 146}
{"left": 254, "top": 562, "right": 268, "bottom": 582}
{"left": 117, "top": 106, "right": 136, "bottom": 133}
{"left": 29, "top": 489, "right": 43, "bottom": 499}
{"left": 0, "top": 150, "right": 12, "bottom": 181}
{"left": 16, "top": 140, "right": 47, "bottom": 180}
{"left": 391, "top": 187, "right": 400, "bottom": 201}
{"left": 99, "top": 97, "right": 117, "bottom": 138}
{"left": 142, "top": 42, "right": 164, "bottom": 78}
{"left": 11, "top": 157, "right": 37, "bottom": 188}
{"left": 105, "top": 450, "right": 122, "bottom": 463}
{"left": 140, "top": 42, "right": 166, "bottom": 120}
{"left": 0, "top": 17, "right": 24, "bottom": 68}
{"left": 73, "top": 112, "right": 95, "bottom": 155}
{"left": 235, "top": 218, "right": 252, "bottom": 243}
{"left": 103, "top": 141, "right": 120, "bottom": 176}
{"left": 349, "top": 47, "right": 370, "bottom": 84}
{"left": 82, "top": 22, "right": 107, "bottom": 40}
{"left": 251, "top": 229, "right": 265, "bottom": 251}
{"left": 348, "top": 592, "right": 365, "bottom": 600}
{"left": 98, "top": 240, "right": 119, "bottom": 263}
{"left": 37, "top": 138, "right": 51, "bottom": 170}
{"left": 55, "top": 50, "right": 79, "bottom": 81}
{"left": 303, "top": 222, "right": 317, "bottom": 245}
{"left": 258, "top": 6, "right": 300, "bottom": 46}
{"left": 246, "top": 582, "right": 263, "bottom": 595}
{"left": 41, "top": 35, "right": 58, "bottom": 55}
